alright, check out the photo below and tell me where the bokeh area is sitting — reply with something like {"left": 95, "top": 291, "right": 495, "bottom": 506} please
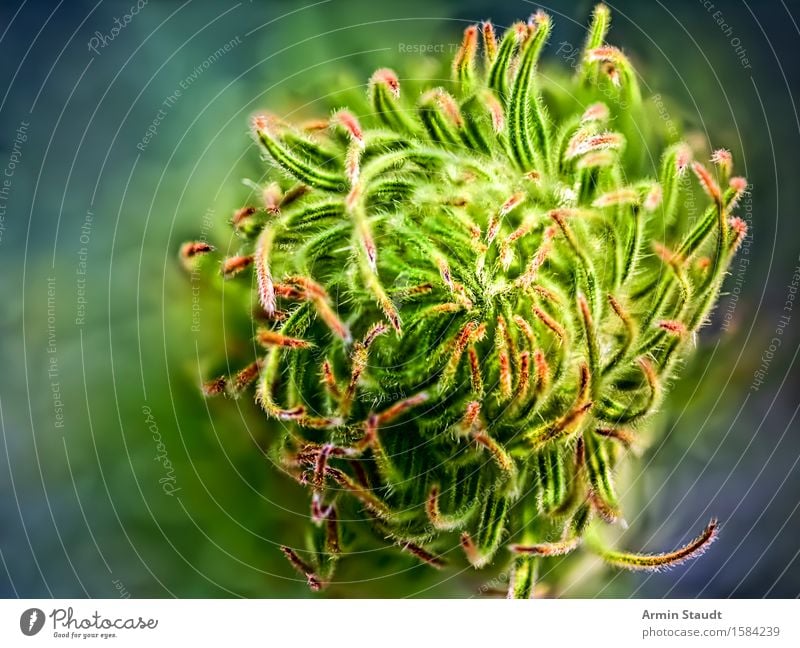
{"left": 0, "top": 0, "right": 798, "bottom": 598}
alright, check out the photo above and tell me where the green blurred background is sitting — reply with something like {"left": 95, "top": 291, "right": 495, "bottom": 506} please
{"left": 0, "top": 0, "right": 798, "bottom": 598}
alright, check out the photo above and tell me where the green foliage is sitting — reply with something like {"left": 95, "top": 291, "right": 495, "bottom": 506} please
{"left": 184, "top": 5, "right": 747, "bottom": 597}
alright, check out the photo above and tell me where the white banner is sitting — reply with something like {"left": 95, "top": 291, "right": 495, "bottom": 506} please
{"left": 0, "top": 599, "right": 797, "bottom": 646}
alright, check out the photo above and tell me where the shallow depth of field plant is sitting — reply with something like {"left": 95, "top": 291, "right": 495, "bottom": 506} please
{"left": 183, "top": 5, "right": 749, "bottom": 597}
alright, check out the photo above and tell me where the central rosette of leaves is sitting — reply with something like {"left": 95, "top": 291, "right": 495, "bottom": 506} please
{"left": 188, "top": 6, "right": 747, "bottom": 596}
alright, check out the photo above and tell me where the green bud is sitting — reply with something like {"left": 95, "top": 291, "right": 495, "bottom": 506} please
{"left": 187, "top": 5, "right": 748, "bottom": 597}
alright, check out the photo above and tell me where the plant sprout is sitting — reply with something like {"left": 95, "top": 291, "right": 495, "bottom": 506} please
{"left": 183, "top": 5, "right": 748, "bottom": 598}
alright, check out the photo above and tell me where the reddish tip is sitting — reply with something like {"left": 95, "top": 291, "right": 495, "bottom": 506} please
{"left": 586, "top": 45, "right": 620, "bottom": 63}
{"left": 692, "top": 161, "right": 722, "bottom": 204}
{"left": 729, "top": 216, "right": 748, "bottom": 249}
{"left": 644, "top": 184, "right": 663, "bottom": 212}
{"left": 232, "top": 205, "right": 258, "bottom": 225}
{"left": 251, "top": 113, "right": 272, "bottom": 133}
{"left": 202, "top": 376, "right": 227, "bottom": 396}
{"left": 332, "top": 109, "right": 364, "bottom": 146}
{"left": 711, "top": 148, "right": 732, "bottom": 167}
{"left": 371, "top": 68, "right": 400, "bottom": 98}
{"left": 180, "top": 241, "right": 214, "bottom": 259}
{"left": 529, "top": 9, "right": 550, "bottom": 28}
{"left": 221, "top": 255, "right": 254, "bottom": 278}
{"left": 581, "top": 102, "right": 609, "bottom": 123}
{"left": 675, "top": 144, "right": 693, "bottom": 173}
{"left": 658, "top": 320, "right": 687, "bottom": 336}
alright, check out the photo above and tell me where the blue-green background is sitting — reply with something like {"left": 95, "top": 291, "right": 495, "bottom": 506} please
{"left": 1, "top": 0, "right": 798, "bottom": 597}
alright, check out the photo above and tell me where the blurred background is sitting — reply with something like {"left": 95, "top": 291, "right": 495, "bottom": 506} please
{"left": 0, "top": 0, "right": 798, "bottom": 598}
